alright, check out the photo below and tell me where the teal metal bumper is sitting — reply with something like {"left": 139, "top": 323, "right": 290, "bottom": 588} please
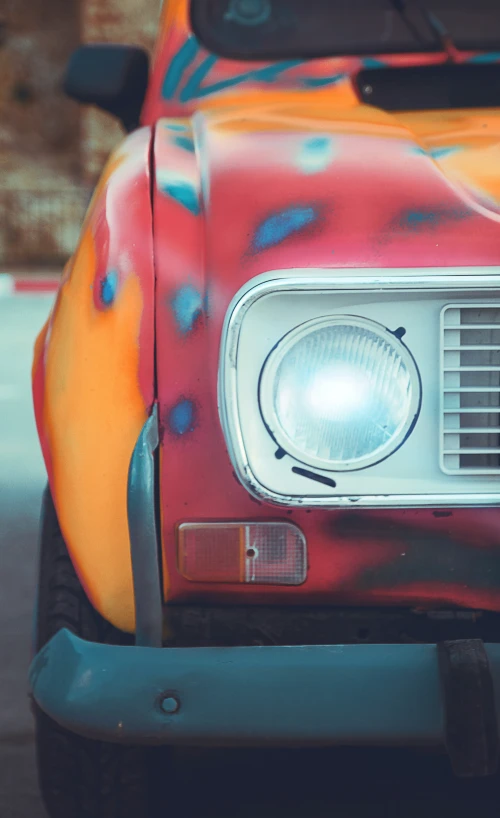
{"left": 29, "top": 628, "right": 500, "bottom": 748}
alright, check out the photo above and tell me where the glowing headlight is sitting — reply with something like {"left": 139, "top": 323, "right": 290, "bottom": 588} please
{"left": 259, "top": 316, "right": 421, "bottom": 471}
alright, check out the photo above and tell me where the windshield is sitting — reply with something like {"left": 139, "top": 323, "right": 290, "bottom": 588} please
{"left": 191, "top": 0, "right": 500, "bottom": 61}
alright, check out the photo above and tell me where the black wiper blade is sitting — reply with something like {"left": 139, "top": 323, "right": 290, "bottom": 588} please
{"left": 388, "top": 0, "right": 460, "bottom": 62}
{"left": 388, "top": 0, "right": 427, "bottom": 46}
{"left": 420, "top": 6, "right": 460, "bottom": 62}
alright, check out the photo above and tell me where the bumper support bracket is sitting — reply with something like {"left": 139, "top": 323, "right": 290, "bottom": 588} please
{"left": 438, "top": 639, "right": 499, "bottom": 778}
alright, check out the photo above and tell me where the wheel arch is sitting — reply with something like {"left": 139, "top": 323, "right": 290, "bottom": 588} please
{"left": 32, "top": 127, "right": 156, "bottom": 633}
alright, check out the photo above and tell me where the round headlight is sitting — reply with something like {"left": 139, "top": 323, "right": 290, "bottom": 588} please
{"left": 259, "top": 316, "right": 421, "bottom": 472}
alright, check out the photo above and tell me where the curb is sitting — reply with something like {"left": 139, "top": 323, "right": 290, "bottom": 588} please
{"left": 0, "top": 273, "right": 60, "bottom": 296}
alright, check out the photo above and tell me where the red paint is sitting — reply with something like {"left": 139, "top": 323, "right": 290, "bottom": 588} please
{"left": 154, "top": 107, "right": 500, "bottom": 612}
{"left": 32, "top": 0, "right": 500, "bottom": 624}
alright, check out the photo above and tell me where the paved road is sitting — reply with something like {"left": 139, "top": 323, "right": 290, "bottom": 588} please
{"left": 2, "top": 292, "right": 500, "bottom": 817}
{"left": 1, "top": 294, "right": 50, "bottom": 818}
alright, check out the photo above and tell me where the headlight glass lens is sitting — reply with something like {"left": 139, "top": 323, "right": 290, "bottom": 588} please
{"left": 260, "top": 317, "right": 420, "bottom": 471}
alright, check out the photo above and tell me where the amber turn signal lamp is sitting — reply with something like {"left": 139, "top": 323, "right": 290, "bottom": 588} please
{"left": 177, "top": 522, "right": 307, "bottom": 585}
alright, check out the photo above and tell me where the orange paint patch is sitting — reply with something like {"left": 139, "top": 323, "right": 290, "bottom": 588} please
{"left": 398, "top": 109, "right": 500, "bottom": 206}
{"left": 193, "top": 82, "right": 360, "bottom": 120}
{"left": 203, "top": 98, "right": 412, "bottom": 140}
{"left": 162, "top": 0, "right": 189, "bottom": 29}
{"left": 439, "top": 143, "right": 500, "bottom": 206}
{"left": 43, "top": 229, "right": 147, "bottom": 631}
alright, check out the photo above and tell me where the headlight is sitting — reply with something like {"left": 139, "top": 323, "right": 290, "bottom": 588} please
{"left": 220, "top": 273, "right": 500, "bottom": 507}
{"left": 259, "top": 316, "right": 421, "bottom": 471}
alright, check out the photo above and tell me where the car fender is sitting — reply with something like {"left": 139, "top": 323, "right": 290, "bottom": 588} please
{"left": 32, "top": 127, "right": 155, "bottom": 633}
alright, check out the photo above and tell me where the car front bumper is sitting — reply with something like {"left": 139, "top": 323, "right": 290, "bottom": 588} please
{"left": 29, "top": 628, "right": 500, "bottom": 754}
{"left": 30, "top": 412, "right": 500, "bottom": 775}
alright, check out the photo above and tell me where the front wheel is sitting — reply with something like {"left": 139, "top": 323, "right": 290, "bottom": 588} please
{"left": 33, "top": 486, "right": 154, "bottom": 818}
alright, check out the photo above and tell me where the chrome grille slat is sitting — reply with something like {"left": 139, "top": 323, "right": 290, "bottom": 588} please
{"left": 444, "top": 448, "right": 500, "bottom": 454}
{"left": 443, "top": 407, "right": 500, "bottom": 414}
{"left": 445, "top": 345, "right": 500, "bottom": 351}
{"left": 444, "top": 366, "right": 500, "bottom": 372}
{"left": 444, "top": 387, "right": 500, "bottom": 393}
{"left": 441, "top": 305, "right": 500, "bottom": 475}
{"left": 446, "top": 324, "right": 500, "bottom": 330}
{"left": 444, "top": 428, "right": 500, "bottom": 434}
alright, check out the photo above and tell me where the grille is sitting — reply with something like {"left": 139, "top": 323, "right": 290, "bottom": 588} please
{"left": 441, "top": 304, "right": 500, "bottom": 474}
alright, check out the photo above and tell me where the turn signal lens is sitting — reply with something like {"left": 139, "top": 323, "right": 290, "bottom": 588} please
{"left": 178, "top": 522, "right": 306, "bottom": 585}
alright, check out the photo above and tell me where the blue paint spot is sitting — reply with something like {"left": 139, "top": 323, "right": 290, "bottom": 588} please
{"left": 160, "top": 34, "right": 350, "bottom": 103}
{"left": 250, "top": 60, "right": 304, "bottom": 84}
{"left": 407, "top": 211, "right": 436, "bottom": 227}
{"left": 180, "top": 55, "right": 218, "bottom": 103}
{"left": 179, "top": 50, "right": 303, "bottom": 102}
{"left": 175, "top": 135, "right": 196, "bottom": 153}
{"left": 171, "top": 285, "right": 203, "bottom": 334}
{"left": 254, "top": 207, "right": 317, "bottom": 252}
{"left": 168, "top": 399, "right": 195, "bottom": 436}
{"left": 363, "top": 57, "right": 387, "bottom": 68}
{"left": 165, "top": 123, "right": 189, "bottom": 132}
{"left": 401, "top": 207, "right": 470, "bottom": 231}
{"left": 301, "top": 74, "right": 345, "bottom": 88}
{"left": 411, "top": 145, "right": 461, "bottom": 160}
{"left": 162, "top": 37, "right": 199, "bottom": 99}
{"left": 429, "top": 146, "right": 461, "bottom": 160}
{"left": 100, "top": 270, "right": 118, "bottom": 306}
{"left": 298, "top": 136, "right": 335, "bottom": 174}
{"left": 161, "top": 179, "right": 200, "bottom": 215}
{"left": 468, "top": 52, "right": 500, "bottom": 63}
{"left": 203, "top": 287, "right": 210, "bottom": 315}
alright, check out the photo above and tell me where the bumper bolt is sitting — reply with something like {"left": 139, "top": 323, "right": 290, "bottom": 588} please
{"left": 160, "top": 695, "right": 180, "bottom": 715}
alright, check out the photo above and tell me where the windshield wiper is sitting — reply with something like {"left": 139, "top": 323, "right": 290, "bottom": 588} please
{"left": 388, "top": 0, "right": 460, "bottom": 62}
{"left": 388, "top": 0, "right": 427, "bottom": 45}
{"left": 420, "top": 5, "right": 460, "bottom": 62}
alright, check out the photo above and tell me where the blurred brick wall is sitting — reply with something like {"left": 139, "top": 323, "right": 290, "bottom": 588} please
{"left": 0, "top": 0, "right": 81, "bottom": 189}
{"left": 0, "top": 0, "right": 159, "bottom": 267}
{"left": 0, "top": 0, "right": 82, "bottom": 264}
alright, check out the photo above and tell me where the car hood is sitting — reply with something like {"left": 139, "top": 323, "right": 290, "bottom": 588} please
{"left": 152, "top": 98, "right": 500, "bottom": 610}
{"left": 155, "top": 98, "right": 500, "bottom": 273}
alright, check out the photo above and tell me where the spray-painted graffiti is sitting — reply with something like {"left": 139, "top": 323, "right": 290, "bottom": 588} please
{"left": 34, "top": 0, "right": 500, "bottom": 628}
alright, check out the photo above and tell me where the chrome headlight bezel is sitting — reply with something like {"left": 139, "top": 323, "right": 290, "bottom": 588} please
{"left": 259, "top": 314, "right": 422, "bottom": 473}
{"left": 219, "top": 269, "right": 500, "bottom": 508}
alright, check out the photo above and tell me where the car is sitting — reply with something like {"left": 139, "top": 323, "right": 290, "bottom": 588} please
{"left": 30, "top": 0, "right": 500, "bottom": 815}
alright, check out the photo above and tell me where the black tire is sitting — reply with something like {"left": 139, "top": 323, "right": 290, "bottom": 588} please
{"left": 34, "top": 485, "right": 154, "bottom": 818}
